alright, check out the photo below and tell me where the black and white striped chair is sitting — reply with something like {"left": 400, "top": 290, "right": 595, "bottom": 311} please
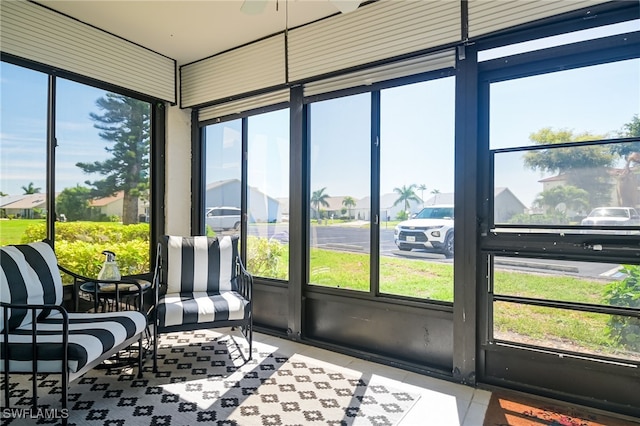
{"left": 151, "top": 235, "right": 253, "bottom": 371}
{"left": 1, "top": 241, "right": 147, "bottom": 422}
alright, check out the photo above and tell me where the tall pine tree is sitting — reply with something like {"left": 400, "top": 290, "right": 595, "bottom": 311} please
{"left": 77, "top": 93, "right": 150, "bottom": 224}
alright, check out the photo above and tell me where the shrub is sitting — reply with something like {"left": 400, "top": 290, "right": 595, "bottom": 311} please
{"left": 55, "top": 240, "right": 150, "bottom": 283}
{"left": 21, "top": 222, "right": 150, "bottom": 283}
{"left": 22, "top": 222, "right": 150, "bottom": 244}
{"left": 21, "top": 222, "right": 47, "bottom": 243}
{"left": 246, "top": 236, "right": 287, "bottom": 279}
{"left": 396, "top": 211, "right": 409, "bottom": 221}
{"left": 603, "top": 265, "right": 640, "bottom": 352}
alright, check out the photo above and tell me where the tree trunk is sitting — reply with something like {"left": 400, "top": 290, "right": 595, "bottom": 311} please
{"left": 122, "top": 191, "right": 139, "bottom": 225}
{"left": 616, "top": 169, "right": 639, "bottom": 207}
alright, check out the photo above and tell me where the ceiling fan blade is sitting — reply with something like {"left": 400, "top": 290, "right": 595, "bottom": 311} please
{"left": 331, "top": 0, "right": 362, "bottom": 14}
{"left": 240, "top": 0, "right": 269, "bottom": 15}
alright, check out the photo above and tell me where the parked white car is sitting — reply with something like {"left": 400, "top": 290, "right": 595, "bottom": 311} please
{"left": 394, "top": 205, "right": 454, "bottom": 258}
{"left": 205, "top": 206, "right": 241, "bottom": 231}
{"left": 580, "top": 207, "right": 640, "bottom": 227}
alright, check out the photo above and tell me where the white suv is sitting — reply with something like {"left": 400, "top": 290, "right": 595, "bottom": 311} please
{"left": 205, "top": 207, "right": 241, "bottom": 231}
{"left": 394, "top": 205, "right": 454, "bottom": 258}
{"left": 580, "top": 207, "right": 640, "bottom": 226}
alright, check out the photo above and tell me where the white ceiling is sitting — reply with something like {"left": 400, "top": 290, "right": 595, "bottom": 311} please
{"left": 36, "top": 0, "right": 343, "bottom": 66}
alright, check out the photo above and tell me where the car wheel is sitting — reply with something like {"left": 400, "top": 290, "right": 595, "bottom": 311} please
{"left": 443, "top": 232, "right": 454, "bottom": 258}
{"left": 233, "top": 222, "right": 241, "bottom": 231}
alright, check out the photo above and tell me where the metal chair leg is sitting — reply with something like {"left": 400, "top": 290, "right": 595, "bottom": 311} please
{"left": 152, "top": 324, "right": 158, "bottom": 373}
{"left": 137, "top": 333, "right": 144, "bottom": 379}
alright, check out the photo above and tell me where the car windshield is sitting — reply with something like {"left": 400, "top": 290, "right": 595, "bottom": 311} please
{"left": 590, "top": 208, "right": 629, "bottom": 218}
{"left": 415, "top": 207, "right": 453, "bottom": 219}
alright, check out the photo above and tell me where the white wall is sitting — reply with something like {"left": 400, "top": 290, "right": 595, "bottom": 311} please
{"left": 165, "top": 104, "right": 192, "bottom": 236}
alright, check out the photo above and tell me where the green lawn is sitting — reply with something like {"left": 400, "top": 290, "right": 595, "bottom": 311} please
{"left": 306, "top": 248, "right": 617, "bottom": 355}
{"left": 380, "top": 256, "right": 454, "bottom": 300}
{"left": 0, "top": 219, "right": 45, "bottom": 245}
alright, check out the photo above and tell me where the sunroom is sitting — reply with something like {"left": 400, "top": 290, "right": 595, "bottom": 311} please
{"left": 1, "top": 0, "right": 639, "bottom": 423}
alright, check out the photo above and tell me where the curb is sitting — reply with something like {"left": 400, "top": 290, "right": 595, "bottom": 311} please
{"left": 494, "top": 258, "right": 579, "bottom": 273}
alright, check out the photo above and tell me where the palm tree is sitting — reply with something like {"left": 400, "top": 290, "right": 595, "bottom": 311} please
{"left": 342, "top": 196, "right": 356, "bottom": 219}
{"left": 311, "top": 187, "right": 330, "bottom": 219}
{"left": 430, "top": 188, "right": 440, "bottom": 204}
{"left": 534, "top": 185, "right": 589, "bottom": 215}
{"left": 392, "top": 184, "right": 421, "bottom": 213}
{"left": 21, "top": 182, "right": 42, "bottom": 194}
{"left": 417, "top": 184, "right": 427, "bottom": 207}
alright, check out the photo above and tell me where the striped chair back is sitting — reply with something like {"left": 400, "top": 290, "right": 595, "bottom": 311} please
{"left": 0, "top": 241, "right": 63, "bottom": 332}
{"left": 161, "top": 235, "right": 238, "bottom": 294}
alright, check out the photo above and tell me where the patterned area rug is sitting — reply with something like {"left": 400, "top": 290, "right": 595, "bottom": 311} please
{"left": 3, "top": 330, "right": 420, "bottom": 425}
{"left": 483, "top": 391, "right": 639, "bottom": 426}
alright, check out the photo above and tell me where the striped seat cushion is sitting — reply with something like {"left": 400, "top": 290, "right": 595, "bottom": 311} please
{"left": 157, "top": 291, "right": 249, "bottom": 328}
{"left": 1, "top": 241, "right": 63, "bottom": 332}
{"left": 0, "top": 310, "right": 147, "bottom": 373}
{"left": 163, "top": 235, "right": 238, "bottom": 294}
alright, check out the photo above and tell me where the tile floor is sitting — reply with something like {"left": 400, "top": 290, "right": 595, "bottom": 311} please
{"left": 253, "top": 330, "right": 490, "bottom": 426}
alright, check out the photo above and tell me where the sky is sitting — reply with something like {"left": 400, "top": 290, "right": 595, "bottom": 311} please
{"left": 491, "top": 58, "right": 639, "bottom": 207}
{"left": 1, "top": 20, "right": 638, "bottom": 210}
{"left": 204, "top": 79, "right": 456, "bottom": 203}
{"left": 0, "top": 65, "right": 114, "bottom": 196}
{"left": 205, "top": 109, "right": 290, "bottom": 200}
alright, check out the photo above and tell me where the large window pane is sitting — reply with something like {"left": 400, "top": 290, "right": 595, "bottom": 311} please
{"left": 490, "top": 59, "right": 640, "bottom": 229}
{"left": 494, "top": 257, "right": 634, "bottom": 308}
{"left": 494, "top": 301, "right": 639, "bottom": 363}
{"left": 0, "top": 63, "right": 48, "bottom": 244}
{"left": 494, "top": 142, "right": 640, "bottom": 228}
{"left": 479, "top": 20, "right": 639, "bottom": 61}
{"left": 55, "top": 79, "right": 152, "bottom": 276}
{"left": 490, "top": 59, "right": 639, "bottom": 151}
{"left": 309, "top": 94, "right": 370, "bottom": 291}
{"left": 247, "top": 109, "right": 289, "bottom": 280}
{"left": 204, "top": 120, "right": 243, "bottom": 239}
{"left": 380, "top": 77, "right": 456, "bottom": 301}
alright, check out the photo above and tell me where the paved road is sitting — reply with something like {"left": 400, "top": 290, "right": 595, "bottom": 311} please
{"left": 244, "top": 224, "right": 623, "bottom": 279}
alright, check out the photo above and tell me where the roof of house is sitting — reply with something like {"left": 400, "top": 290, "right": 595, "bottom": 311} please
{"left": 0, "top": 193, "right": 48, "bottom": 209}
{"left": 206, "top": 178, "right": 241, "bottom": 191}
{"left": 206, "top": 179, "right": 279, "bottom": 204}
{"left": 538, "top": 174, "right": 569, "bottom": 183}
{"left": 422, "top": 188, "right": 526, "bottom": 209}
{"left": 317, "top": 196, "right": 347, "bottom": 212}
{"left": 89, "top": 191, "right": 123, "bottom": 207}
{"left": 0, "top": 195, "right": 29, "bottom": 208}
{"left": 424, "top": 193, "right": 454, "bottom": 205}
{"left": 494, "top": 187, "right": 527, "bottom": 209}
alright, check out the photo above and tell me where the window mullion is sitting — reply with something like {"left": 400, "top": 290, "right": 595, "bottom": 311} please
{"left": 371, "top": 90, "right": 381, "bottom": 296}
{"left": 46, "top": 75, "right": 56, "bottom": 243}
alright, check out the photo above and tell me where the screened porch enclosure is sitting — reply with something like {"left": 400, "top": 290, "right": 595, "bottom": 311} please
{"left": 1, "top": 0, "right": 639, "bottom": 419}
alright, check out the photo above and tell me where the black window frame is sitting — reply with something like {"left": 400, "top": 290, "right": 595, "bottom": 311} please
{"left": 302, "top": 67, "right": 457, "bottom": 304}
{"left": 477, "top": 30, "right": 640, "bottom": 264}
{"left": 195, "top": 103, "right": 291, "bottom": 278}
{"left": 476, "top": 18, "right": 640, "bottom": 365}
{"left": 0, "top": 54, "right": 166, "bottom": 271}
{"left": 194, "top": 66, "right": 458, "bottom": 305}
